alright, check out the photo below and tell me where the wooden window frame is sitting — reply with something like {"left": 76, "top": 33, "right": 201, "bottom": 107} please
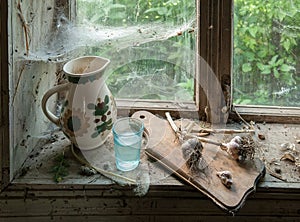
{"left": 0, "top": 0, "right": 10, "bottom": 191}
{"left": 115, "top": 0, "right": 234, "bottom": 123}
{"left": 1, "top": 0, "right": 300, "bottom": 191}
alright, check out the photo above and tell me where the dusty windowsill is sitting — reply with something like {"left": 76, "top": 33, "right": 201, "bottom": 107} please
{"left": 12, "top": 121, "right": 300, "bottom": 191}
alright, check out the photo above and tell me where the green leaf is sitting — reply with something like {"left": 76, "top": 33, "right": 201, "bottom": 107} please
{"left": 278, "top": 11, "right": 286, "bottom": 22}
{"left": 94, "top": 105, "right": 109, "bottom": 116}
{"left": 106, "top": 118, "right": 112, "bottom": 125}
{"left": 242, "top": 63, "right": 252, "bottom": 72}
{"left": 282, "top": 39, "right": 291, "bottom": 52}
{"left": 261, "top": 68, "right": 271, "bottom": 74}
{"left": 273, "top": 68, "right": 280, "bottom": 78}
{"left": 244, "top": 52, "right": 255, "bottom": 61}
{"left": 275, "top": 58, "right": 284, "bottom": 66}
{"left": 257, "top": 49, "right": 268, "bottom": 58}
{"left": 269, "top": 55, "right": 278, "bottom": 66}
{"left": 104, "top": 95, "right": 109, "bottom": 104}
{"left": 248, "top": 26, "right": 258, "bottom": 38}
{"left": 280, "top": 64, "right": 294, "bottom": 72}
{"left": 257, "top": 63, "right": 266, "bottom": 71}
{"left": 51, "top": 153, "right": 69, "bottom": 183}
{"left": 248, "top": 38, "right": 257, "bottom": 50}
{"left": 106, "top": 118, "right": 113, "bottom": 130}
{"left": 95, "top": 122, "right": 107, "bottom": 133}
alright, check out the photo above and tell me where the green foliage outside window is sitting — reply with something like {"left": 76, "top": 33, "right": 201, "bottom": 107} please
{"left": 77, "top": 0, "right": 196, "bottom": 101}
{"left": 77, "top": 0, "right": 299, "bottom": 106}
{"left": 233, "top": 0, "right": 300, "bottom": 106}
{"left": 77, "top": 0, "right": 194, "bottom": 26}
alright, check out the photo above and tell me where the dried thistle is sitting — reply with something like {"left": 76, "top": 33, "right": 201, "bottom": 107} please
{"left": 181, "top": 138, "right": 206, "bottom": 172}
{"left": 225, "top": 136, "right": 256, "bottom": 162}
{"left": 133, "top": 170, "right": 150, "bottom": 197}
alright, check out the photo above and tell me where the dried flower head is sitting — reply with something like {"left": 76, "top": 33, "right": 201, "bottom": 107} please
{"left": 225, "top": 135, "right": 255, "bottom": 162}
{"left": 133, "top": 170, "right": 150, "bottom": 197}
{"left": 181, "top": 138, "right": 206, "bottom": 172}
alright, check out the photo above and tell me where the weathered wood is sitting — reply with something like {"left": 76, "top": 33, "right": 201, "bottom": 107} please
{"left": 8, "top": 121, "right": 300, "bottom": 193}
{"left": 232, "top": 105, "right": 300, "bottom": 124}
{"left": 1, "top": 161, "right": 300, "bottom": 221}
{"left": 198, "top": 0, "right": 233, "bottom": 123}
{"left": 1, "top": 185, "right": 300, "bottom": 220}
{"left": 9, "top": 116, "right": 300, "bottom": 187}
{"left": 9, "top": 0, "right": 64, "bottom": 179}
{"left": 1, "top": 216, "right": 300, "bottom": 222}
{"left": 0, "top": 0, "right": 10, "bottom": 191}
{"left": 132, "top": 111, "right": 265, "bottom": 212}
{"left": 116, "top": 99, "right": 199, "bottom": 119}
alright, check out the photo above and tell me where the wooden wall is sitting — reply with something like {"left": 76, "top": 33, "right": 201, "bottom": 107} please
{"left": 0, "top": 184, "right": 300, "bottom": 221}
{"left": 9, "top": 0, "right": 59, "bottom": 179}
{"left": 0, "top": 0, "right": 10, "bottom": 190}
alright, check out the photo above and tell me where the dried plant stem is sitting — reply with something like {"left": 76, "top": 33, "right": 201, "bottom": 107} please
{"left": 233, "top": 106, "right": 252, "bottom": 128}
{"left": 265, "top": 164, "right": 287, "bottom": 182}
{"left": 165, "top": 112, "right": 179, "bottom": 133}
{"left": 165, "top": 112, "right": 256, "bottom": 162}
{"left": 194, "top": 128, "right": 255, "bottom": 134}
{"left": 165, "top": 112, "right": 227, "bottom": 150}
{"left": 70, "top": 145, "right": 136, "bottom": 184}
{"left": 17, "top": 0, "right": 30, "bottom": 55}
{"left": 187, "top": 134, "right": 228, "bottom": 151}
{"left": 165, "top": 113, "right": 255, "bottom": 138}
{"left": 12, "top": 63, "right": 26, "bottom": 104}
{"left": 166, "top": 112, "right": 184, "bottom": 142}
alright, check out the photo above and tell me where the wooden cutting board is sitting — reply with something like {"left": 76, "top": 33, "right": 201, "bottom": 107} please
{"left": 132, "top": 111, "right": 265, "bottom": 213}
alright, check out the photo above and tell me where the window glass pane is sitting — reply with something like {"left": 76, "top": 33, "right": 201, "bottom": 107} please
{"left": 76, "top": 0, "right": 196, "bottom": 101}
{"left": 7, "top": 0, "right": 196, "bottom": 180}
{"left": 233, "top": 0, "right": 300, "bottom": 106}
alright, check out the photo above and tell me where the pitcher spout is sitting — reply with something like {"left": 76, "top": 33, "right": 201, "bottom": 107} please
{"left": 63, "top": 56, "right": 110, "bottom": 85}
{"left": 63, "top": 56, "right": 110, "bottom": 76}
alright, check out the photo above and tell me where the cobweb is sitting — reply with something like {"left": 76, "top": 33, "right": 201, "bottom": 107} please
{"left": 24, "top": 9, "right": 196, "bottom": 62}
{"left": 19, "top": 2, "right": 197, "bottom": 102}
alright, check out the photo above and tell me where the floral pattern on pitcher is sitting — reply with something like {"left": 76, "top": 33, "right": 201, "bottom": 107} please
{"left": 61, "top": 108, "right": 90, "bottom": 138}
{"left": 87, "top": 95, "right": 114, "bottom": 138}
{"left": 42, "top": 56, "right": 116, "bottom": 150}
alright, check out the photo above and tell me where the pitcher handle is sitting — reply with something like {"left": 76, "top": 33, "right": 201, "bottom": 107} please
{"left": 41, "top": 83, "right": 70, "bottom": 125}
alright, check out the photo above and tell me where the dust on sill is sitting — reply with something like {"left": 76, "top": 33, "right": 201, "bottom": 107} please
{"left": 13, "top": 121, "right": 300, "bottom": 188}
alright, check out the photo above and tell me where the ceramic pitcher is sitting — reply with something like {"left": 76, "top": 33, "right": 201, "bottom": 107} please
{"left": 42, "top": 56, "right": 117, "bottom": 150}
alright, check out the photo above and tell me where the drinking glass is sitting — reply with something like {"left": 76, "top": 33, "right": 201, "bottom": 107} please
{"left": 112, "top": 117, "right": 144, "bottom": 171}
